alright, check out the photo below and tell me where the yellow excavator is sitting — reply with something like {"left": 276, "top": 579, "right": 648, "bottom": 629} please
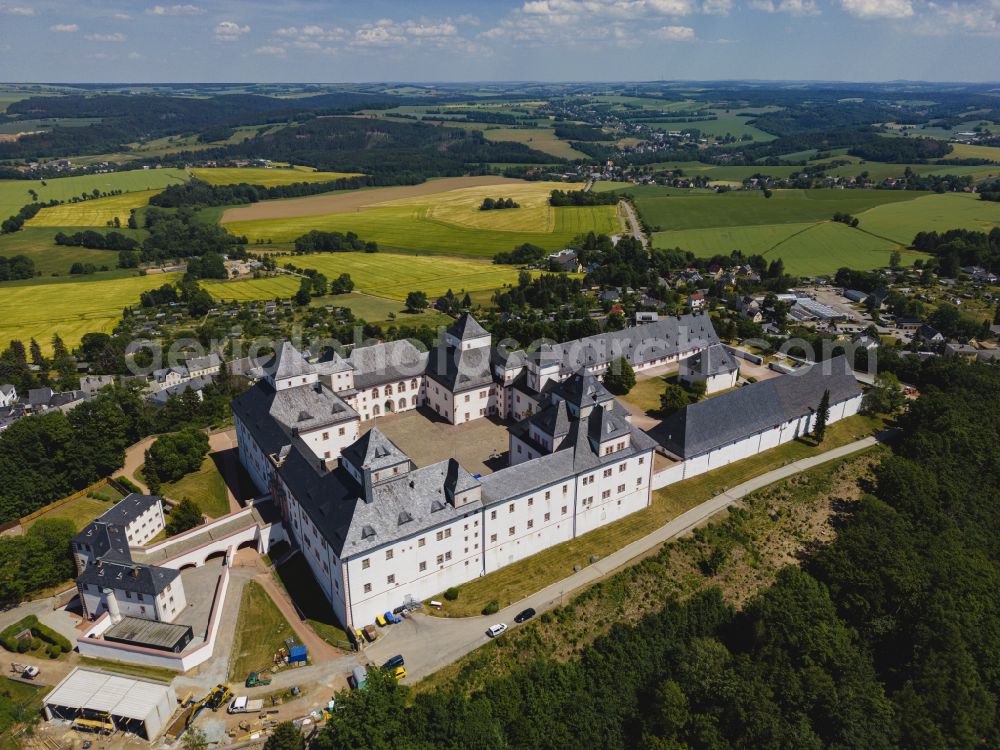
{"left": 165, "top": 684, "right": 233, "bottom": 739}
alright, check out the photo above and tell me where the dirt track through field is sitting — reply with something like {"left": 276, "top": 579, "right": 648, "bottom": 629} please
{"left": 221, "top": 175, "right": 526, "bottom": 223}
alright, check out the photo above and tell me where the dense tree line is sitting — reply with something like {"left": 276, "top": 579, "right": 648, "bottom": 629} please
{"left": 0, "top": 254, "right": 35, "bottom": 280}
{"left": 1, "top": 200, "right": 58, "bottom": 234}
{"left": 143, "top": 428, "right": 210, "bottom": 494}
{"left": 847, "top": 136, "right": 953, "bottom": 163}
{"left": 54, "top": 230, "right": 139, "bottom": 252}
{"left": 479, "top": 197, "right": 520, "bottom": 210}
{"left": 549, "top": 189, "right": 619, "bottom": 207}
{"left": 139, "top": 206, "right": 247, "bottom": 263}
{"left": 148, "top": 176, "right": 382, "bottom": 209}
{"left": 293, "top": 230, "right": 377, "bottom": 254}
{"left": 492, "top": 271, "right": 587, "bottom": 313}
{"left": 493, "top": 242, "right": 548, "bottom": 265}
{"left": 310, "top": 358, "right": 1000, "bottom": 750}
{"left": 912, "top": 227, "right": 1000, "bottom": 274}
{"left": 980, "top": 179, "right": 1000, "bottom": 202}
{"left": 0, "top": 520, "right": 76, "bottom": 608}
{"left": 0, "top": 370, "right": 246, "bottom": 524}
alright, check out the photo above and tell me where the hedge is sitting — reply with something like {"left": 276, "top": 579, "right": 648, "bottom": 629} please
{"left": 0, "top": 615, "right": 71, "bottom": 654}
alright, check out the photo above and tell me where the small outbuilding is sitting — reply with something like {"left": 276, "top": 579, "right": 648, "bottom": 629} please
{"left": 678, "top": 344, "right": 739, "bottom": 394}
{"left": 44, "top": 668, "right": 177, "bottom": 740}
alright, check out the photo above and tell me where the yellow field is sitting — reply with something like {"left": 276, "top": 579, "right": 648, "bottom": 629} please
{"left": 189, "top": 167, "right": 364, "bottom": 186}
{"left": 482, "top": 127, "right": 588, "bottom": 160}
{"left": 201, "top": 252, "right": 562, "bottom": 303}
{"left": 221, "top": 180, "right": 621, "bottom": 257}
{"left": 25, "top": 190, "right": 160, "bottom": 228}
{"left": 0, "top": 273, "right": 180, "bottom": 351}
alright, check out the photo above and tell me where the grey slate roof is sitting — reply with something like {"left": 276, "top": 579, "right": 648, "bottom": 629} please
{"left": 529, "top": 312, "right": 720, "bottom": 375}
{"left": 73, "top": 521, "right": 132, "bottom": 564}
{"left": 77, "top": 559, "right": 179, "bottom": 597}
{"left": 426, "top": 342, "right": 493, "bottom": 392}
{"left": 661, "top": 355, "right": 862, "bottom": 459}
{"left": 341, "top": 428, "right": 409, "bottom": 474}
{"left": 270, "top": 341, "right": 315, "bottom": 381}
{"left": 186, "top": 352, "right": 222, "bottom": 371}
{"left": 94, "top": 493, "right": 160, "bottom": 528}
{"left": 548, "top": 369, "right": 614, "bottom": 411}
{"left": 447, "top": 312, "right": 490, "bottom": 342}
{"left": 680, "top": 344, "right": 739, "bottom": 379}
{"left": 347, "top": 339, "right": 428, "bottom": 389}
{"left": 148, "top": 375, "right": 213, "bottom": 405}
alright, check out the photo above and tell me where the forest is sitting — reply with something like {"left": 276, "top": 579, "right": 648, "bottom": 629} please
{"left": 310, "top": 357, "right": 1000, "bottom": 750}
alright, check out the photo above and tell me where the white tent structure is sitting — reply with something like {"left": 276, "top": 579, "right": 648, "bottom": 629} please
{"left": 44, "top": 668, "right": 176, "bottom": 740}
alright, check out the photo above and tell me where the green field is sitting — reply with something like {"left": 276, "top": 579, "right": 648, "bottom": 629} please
{"left": 853, "top": 191, "right": 1000, "bottom": 244}
{"left": 633, "top": 187, "right": 924, "bottom": 231}
{"left": 0, "top": 168, "right": 189, "bottom": 219}
{"left": 0, "top": 227, "right": 137, "bottom": 275}
{"left": 222, "top": 181, "right": 621, "bottom": 257}
{"left": 203, "top": 252, "right": 552, "bottom": 303}
{"left": 647, "top": 112, "right": 777, "bottom": 142}
{"left": 0, "top": 272, "right": 180, "bottom": 351}
{"left": 482, "top": 127, "right": 587, "bottom": 160}
{"left": 310, "top": 291, "right": 410, "bottom": 321}
{"left": 189, "top": 166, "right": 364, "bottom": 186}
{"left": 161, "top": 457, "right": 230, "bottom": 518}
{"left": 25, "top": 189, "right": 160, "bottom": 228}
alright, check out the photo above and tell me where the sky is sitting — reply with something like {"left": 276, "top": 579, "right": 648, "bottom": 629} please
{"left": 0, "top": 0, "right": 998, "bottom": 83}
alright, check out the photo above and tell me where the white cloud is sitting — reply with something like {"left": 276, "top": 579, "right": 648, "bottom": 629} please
{"left": 922, "top": 0, "right": 1000, "bottom": 35}
{"left": 49, "top": 23, "right": 78, "bottom": 32}
{"left": 702, "top": 0, "right": 732, "bottom": 14}
{"left": 127, "top": 51, "right": 144, "bottom": 59}
{"left": 0, "top": 5, "right": 35, "bottom": 16}
{"left": 749, "top": 0, "right": 819, "bottom": 15}
{"left": 112, "top": 12, "right": 132, "bottom": 20}
{"left": 254, "top": 45, "right": 286, "bottom": 57}
{"left": 214, "top": 20, "right": 249, "bottom": 42}
{"left": 839, "top": 0, "right": 913, "bottom": 18}
{"left": 85, "top": 32, "right": 126, "bottom": 42}
{"left": 655, "top": 23, "right": 696, "bottom": 39}
{"left": 146, "top": 4, "right": 204, "bottom": 16}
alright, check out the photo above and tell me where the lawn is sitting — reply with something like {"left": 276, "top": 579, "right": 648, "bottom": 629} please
{"left": 428, "top": 413, "right": 883, "bottom": 617}
{"left": 273, "top": 555, "right": 351, "bottom": 648}
{"left": 0, "top": 168, "right": 188, "bottom": 219}
{"left": 24, "top": 189, "right": 161, "bottom": 228}
{"left": 0, "top": 227, "right": 135, "bottom": 276}
{"left": 23, "top": 496, "right": 109, "bottom": 532}
{"left": 229, "top": 580, "right": 296, "bottom": 681}
{"left": 78, "top": 656, "right": 178, "bottom": 682}
{"left": 189, "top": 167, "right": 364, "bottom": 186}
{"left": 853, "top": 191, "right": 1000, "bottom": 245}
{"left": 646, "top": 111, "right": 777, "bottom": 142}
{"left": 0, "top": 675, "right": 43, "bottom": 748}
{"left": 160, "top": 457, "right": 230, "bottom": 518}
{"left": 310, "top": 291, "right": 406, "bottom": 321}
{"left": 221, "top": 180, "right": 620, "bottom": 258}
{"left": 203, "top": 253, "right": 566, "bottom": 303}
{"left": 482, "top": 127, "right": 588, "bottom": 160}
{"left": 0, "top": 272, "right": 181, "bottom": 352}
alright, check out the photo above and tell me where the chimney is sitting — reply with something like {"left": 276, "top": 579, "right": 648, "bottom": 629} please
{"left": 103, "top": 588, "right": 122, "bottom": 624}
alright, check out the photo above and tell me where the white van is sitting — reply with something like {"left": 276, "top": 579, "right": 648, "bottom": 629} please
{"left": 487, "top": 623, "right": 508, "bottom": 638}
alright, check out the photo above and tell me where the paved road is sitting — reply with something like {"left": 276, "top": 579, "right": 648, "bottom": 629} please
{"left": 620, "top": 199, "right": 648, "bottom": 249}
{"left": 367, "top": 433, "right": 887, "bottom": 682}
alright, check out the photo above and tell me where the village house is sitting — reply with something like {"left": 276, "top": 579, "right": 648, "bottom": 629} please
{"left": 0, "top": 384, "right": 16, "bottom": 409}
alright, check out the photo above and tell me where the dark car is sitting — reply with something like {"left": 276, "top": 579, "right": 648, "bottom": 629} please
{"left": 514, "top": 608, "right": 536, "bottom": 623}
{"left": 382, "top": 654, "right": 405, "bottom": 670}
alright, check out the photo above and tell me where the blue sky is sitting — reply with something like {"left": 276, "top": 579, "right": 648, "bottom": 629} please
{"left": 0, "top": 0, "right": 998, "bottom": 83}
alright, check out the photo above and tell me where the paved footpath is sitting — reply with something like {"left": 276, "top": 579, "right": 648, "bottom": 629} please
{"left": 368, "top": 433, "right": 887, "bottom": 682}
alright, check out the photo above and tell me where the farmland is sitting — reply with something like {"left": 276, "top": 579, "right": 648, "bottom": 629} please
{"left": 482, "top": 127, "right": 587, "bottom": 160}
{"left": 202, "top": 252, "right": 552, "bottom": 303}
{"left": 189, "top": 166, "right": 364, "bottom": 186}
{"left": 0, "top": 167, "right": 188, "bottom": 219}
{"left": 25, "top": 189, "right": 161, "bottom": 228}
{"left": 852, "top": 191, "right": 1000, "bottom": 244}
{"left": 0, "top": 227, "right": 140, "bottom": 276}
{"left": 0, "top": 272, "right": 180, "bottom": 352}
{"left": 221, "top": 179, "right": 620, "bottom": 257}
{"left": 632, "top": 186, "right": 924, "bottom": 231}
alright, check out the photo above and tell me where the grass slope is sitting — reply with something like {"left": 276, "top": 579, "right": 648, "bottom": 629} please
{"left": 0, "top": 272, "right": 180, "bottom": 351}
{"left": 482, "top": 127, "right": 587, "bottom": 160}
{"left": 854, "top": 191, "right": 1000, "bottom": 245}
{"left": 0, "top": 168, "right": 188, "bottom": 218}
{"left": 0, "top": 226, "right": 138, "bottom": 275}
{"left": 229, "top": 580, "right": 296, "bottom": 680}
{"left": 25, "top": 189, "right": 160, "bottom": 228}
{"left": 160, "top": 457, "right": 230, "bottom": 518}
{"left": 189, "top": 167, "right": 364, "bottom": 186}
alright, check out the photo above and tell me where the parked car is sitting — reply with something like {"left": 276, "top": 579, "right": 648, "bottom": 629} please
{"left": 487, "top": 623, "right": 508, "bottom": 638}
{"left": 392, "top": 667, "right": 407, "bottom": 680}
{"left": 382, "top": 655, "right": 405, "bottom": 670}
{"left": 514, "top": 608, "right": 536, "bottom": 623}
